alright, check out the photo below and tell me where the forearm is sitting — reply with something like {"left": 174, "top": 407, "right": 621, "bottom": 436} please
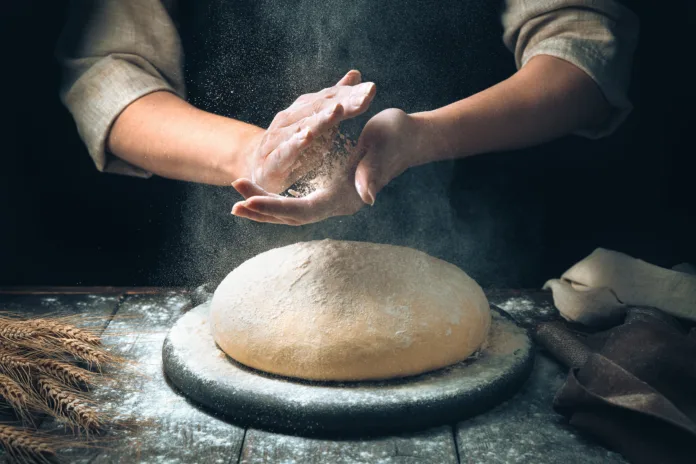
{"left": 108, "top": 91, "right": 265, "bottom": 185}
{"left": 411, "top": 55, "right": 612, "bottom": 165}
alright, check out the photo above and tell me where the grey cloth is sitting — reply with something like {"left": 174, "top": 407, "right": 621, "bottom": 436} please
{"left": 56, "top": 0, "right": 639, "bottom": 176}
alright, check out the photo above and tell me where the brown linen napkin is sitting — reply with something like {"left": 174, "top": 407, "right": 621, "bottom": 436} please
{"left": 535, "top": 308, "right": 696, "bottom": 464}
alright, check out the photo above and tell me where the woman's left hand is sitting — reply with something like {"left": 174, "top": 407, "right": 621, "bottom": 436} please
{"left": 231, "top": 167, "right": 364, "bottom": 226}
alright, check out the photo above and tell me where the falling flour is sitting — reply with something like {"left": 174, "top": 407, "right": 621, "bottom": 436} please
{"left": 284, "top": 125, "right": 358, "bottom": 198}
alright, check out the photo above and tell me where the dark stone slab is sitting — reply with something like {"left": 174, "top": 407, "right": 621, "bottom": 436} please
{"left": 163, "top": 303, "right": 534, "bottom": 437}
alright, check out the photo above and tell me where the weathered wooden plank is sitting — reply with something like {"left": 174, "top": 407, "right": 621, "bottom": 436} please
{"left": 455, "top": 291, "right": 626, "bottom": 463}
{"left": 44, "top": 292, "right": 245, "bottom": 464}
{"left": 240, "top": 426, "right": 459, "bottom": 464}
{"left": 0, "top": 292, "right": 120, "bottom": 323}
{"left": 455, "top": 354, "right": 627, "bottom": 464}
{"left": 0, "top": 286, "right": 186, "bottom": 295}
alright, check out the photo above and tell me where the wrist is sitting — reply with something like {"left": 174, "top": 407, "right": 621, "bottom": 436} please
{"left": 410, "top": 99, "right": 486, "bottom": 165}
{"left": 397, "top": 111, "right": 445, "bottom": 170}
{"left": 216, "top": 122, "right": 266, "bottom": 183}
{"left": 409, "top": 110, "right": 466, "bottom": 166}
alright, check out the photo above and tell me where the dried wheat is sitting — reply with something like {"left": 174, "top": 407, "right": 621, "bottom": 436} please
{"left": 37, "top": 376, "right": 101, "bottom": 434}
{"left": 22, "top": 319, "right": 101, "bottom": 346}
{"left": 0, "top": 425, "right": 55, "bottom": 464}
{"left": 58, "top": 339, "right": 111, "bottom": 368}
{"left": 36, "top": 358, "right": 93, "bottom": 389}
{"left": 0, "top": 321, "right": 36, "bottom": 341}
{"left": 0, "top": 349, "right": 34, "bottom": 386}
{"left": 0, "top": 374, "right": 36, "bottom": 424}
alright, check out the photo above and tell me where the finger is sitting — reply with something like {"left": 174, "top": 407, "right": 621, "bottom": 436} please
{"left": 263, "top": 129, "right": 315, "bottom": 181}
{"left": 284, "top": 71, "right": 361, "bottom": 112}
{"left": 266, "top": 104, "right": 344, "bottom": 177}
{"left": 276, "top": 82, "right": 376, "bottom": 128}
{"left": 353, "top": 145, "right": 381, "bottom": 206}
{"left": 232, "top": 203, "right": 299, "bottom": 225}
{"left": 336, "top": 70, "right": 361, "bottom": 86}
{"left": 345, "top": 82, "right": 376, "bottom": 117}
{"left": 243, "top": 195, "right": 319, "bottom": 223}
{"left": 232, "top": 178, "right": 282, "bottom": 200}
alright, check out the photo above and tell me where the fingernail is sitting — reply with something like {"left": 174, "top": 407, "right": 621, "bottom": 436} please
{"left": 355, "top": 179, "right": 375, "bottom": 206}
{"left": 232, "top": 201, "right": 246, "bottom": 213}
{"left": 355, "top": 179, "right": 365, "bottom": 199}
{"left": 366, "top": 182, "right": 377, "bottom": 206}
{"left": 364, "top": 84, "right": 375, "bottom": 97}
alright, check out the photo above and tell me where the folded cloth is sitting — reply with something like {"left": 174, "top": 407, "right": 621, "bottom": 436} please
{"left": 535, "top": 308, "right": 696, "bottom": 464}
{"left": 544, "top": 249, "right": 696, "bottom": 326}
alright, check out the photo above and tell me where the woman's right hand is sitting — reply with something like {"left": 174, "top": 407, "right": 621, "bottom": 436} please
{"left": 251, "top": 70, "right": 376, "bottom": 194}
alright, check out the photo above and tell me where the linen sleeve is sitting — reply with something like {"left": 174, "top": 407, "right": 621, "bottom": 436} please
{"left": 502, "top": 0, "right": 639, "bottom": 139}
{"left": 57, "top": 0, "right": 186, "bottom": 176}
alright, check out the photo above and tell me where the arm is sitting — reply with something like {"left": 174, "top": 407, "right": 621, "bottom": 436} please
{"left": 353, "top": 0, "right": 640, "bottom": 203}
{"left": 411, "top": 54, "right": 611, "bottom": 166}
{"left": 231, "top": 0, "right": 639, "bottom": 223}
{"left": 107, "top": 91, "right": 264, "bottom": 185}
{"left": 231, "top": 54, "right": 613, "bottom": 221}
{"left": 58, "top": 0, "right": 186, "bottom": 178}
{"left": 59, "top": 0, "right": 374, "bottom": 186}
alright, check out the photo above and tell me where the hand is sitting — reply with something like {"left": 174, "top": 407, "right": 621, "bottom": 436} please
{"left": 230, "top": 108, "right": 425, "bottom": 226}
{"left": 231, "top": 150, "right": 365, "bottom": 226}
{"left": 251, "top": 70, "right": 376, "bottom": 194}
{"left": 353, "top": 108, "right": 424, "bottom": 205}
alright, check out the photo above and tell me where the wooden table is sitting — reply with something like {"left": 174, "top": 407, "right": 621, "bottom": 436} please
{"left": 0, "top": 287, "right": 628, "bottom": 464}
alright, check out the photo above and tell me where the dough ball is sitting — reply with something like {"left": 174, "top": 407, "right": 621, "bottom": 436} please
{"left": 210, "top": 239, "right": 491, "bottom": 381}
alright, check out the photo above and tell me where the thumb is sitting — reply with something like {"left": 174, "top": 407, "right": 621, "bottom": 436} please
{"left": 354, "top": 143, "right": 384, "bottom": 206}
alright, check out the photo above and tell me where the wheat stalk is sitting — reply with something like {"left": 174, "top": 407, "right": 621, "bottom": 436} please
{"left": 0, "top": 374, "right": 37, "bottom": 425}
{"left": 57, "top": 339, "right": 113, "bottom": 369}
{"left": 0, "top": 311, "right": 123, "bottom": 450}
{"left": 0, "top": 349, "right": 35, "bottom": 387}
{"left": 0, "top": 425, "right": 56, "bottom": 464}
{"left": 21, "top": 319, "right": 101, "bottom": 346}
{"left": 37, "top": 376, "right": 102, "bottom": 434}
{"left": 36, "top": 359, "right": 94, "bottom": 389}
{"left": 0, "top": 322, "right": 37, "bottom": 342}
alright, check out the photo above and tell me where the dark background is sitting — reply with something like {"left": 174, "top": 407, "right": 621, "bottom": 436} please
{"left": 1, "top": 1, "right": 694, "bottom": 288}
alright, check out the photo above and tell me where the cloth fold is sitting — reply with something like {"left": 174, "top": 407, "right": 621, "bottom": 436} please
{"left": 535, "top": 307, "right": 696, "bottom": 464}
{"left": 544, "top": 248, "right": 696, "bottom": 326}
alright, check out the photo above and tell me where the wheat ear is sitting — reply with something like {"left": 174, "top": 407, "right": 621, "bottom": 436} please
{"left": 37, "top": 376, "right": 102, "bottom": 434}
{"left": 36, "top": 358, "right": 94, "bottom": 389}
{"left": 21, "top": 319, "right": 101, "bottom": 346}
{"left": 0, "top": 374, "right": 37, "bottom": 425}
{"left": 0, "top": 425, "right": 56, "bottom": 464}
{"left": 0, "top": 348, "right": 35, "bottom": 386}
{"left": 57, "top": 339, "right": 116, "bottom": 369}
{"left": 0, "top": 321, "right": 37, "bottom": 342}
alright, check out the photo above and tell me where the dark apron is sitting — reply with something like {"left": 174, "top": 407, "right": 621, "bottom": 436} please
{"left": 169, "top": 0, "right": 630, "bottom": 287}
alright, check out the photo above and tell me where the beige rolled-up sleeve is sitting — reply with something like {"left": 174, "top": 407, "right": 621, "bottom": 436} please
{"left": 57, "top": 0, "right": 186, "bottom": 176}
{"left": 503, "top": 0, "right": 639, "bottom": 138}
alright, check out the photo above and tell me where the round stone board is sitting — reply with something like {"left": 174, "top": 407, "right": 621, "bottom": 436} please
{"left": 162, "top": 302, "right": 534, "bottom": 437}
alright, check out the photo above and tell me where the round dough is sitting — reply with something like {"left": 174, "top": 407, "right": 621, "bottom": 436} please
{"left": 210, "top": 239, "right": 491, "bottom": 381}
